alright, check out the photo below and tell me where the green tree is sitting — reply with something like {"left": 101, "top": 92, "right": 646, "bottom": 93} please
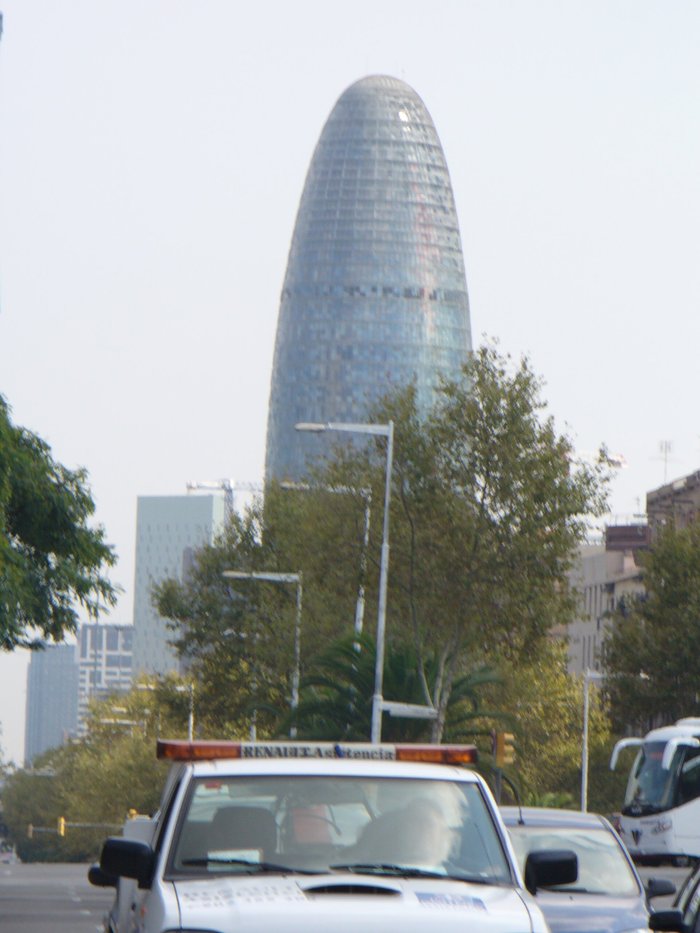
{"left": 602, "top": 520, "right": 700, "bottom": 732}
{"left": 488, "top": 640, "right": 621, "bottom": 812}
{"left": 157, "top": 345, "right": 610, "bottom": 745}
{"left": 0, "top": 397, "right": 117, "bottom": 649}
{"left": 281, "top": 632, "right": 502, "bottom": 743}
{"left": 306, "top": 345, "right": 611, "bottom": 738}
{"left": 154, "top": 507, "right": 290, "bottom": 738}
{"left": 2, "top": 687, "right": 174, "bottom": 862}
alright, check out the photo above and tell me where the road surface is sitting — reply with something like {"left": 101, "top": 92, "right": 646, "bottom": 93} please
{"left": 0, "top": 861, "right": 113, "bottom": 932}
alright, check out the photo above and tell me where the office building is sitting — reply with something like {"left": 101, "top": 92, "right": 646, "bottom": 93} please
{"left": 77, "top": 622, "right": 133, "bottom": 732}
{"left": 566, "top": 524, "right": 649, "bottom": 675}
{"left": 131, "top": 494, "right": 225, "bottom": 676}
{"left": 24, "top": 644, "right": 78, "bottom": 765}
{"left": 647, "top": 469, "right": 700, "bottom": 534}
{"left": 265, "top": 75, "right": 472, "bottom": 481}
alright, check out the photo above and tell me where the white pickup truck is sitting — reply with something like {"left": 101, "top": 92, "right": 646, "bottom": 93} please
{"left": 90, "top": 739, "right": 575, "bottom": 932}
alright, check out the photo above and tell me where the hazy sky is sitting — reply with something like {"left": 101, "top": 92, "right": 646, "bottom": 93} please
{"left": 1, "top": 1, "right": 699, "bottom": 763}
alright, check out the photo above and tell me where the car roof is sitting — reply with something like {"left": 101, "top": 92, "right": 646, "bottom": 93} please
{"left": 185, "top": 757, "right": 485, "bottom": 782}
{"left": 500, "top": 806, "right": 610, "bottom": 830}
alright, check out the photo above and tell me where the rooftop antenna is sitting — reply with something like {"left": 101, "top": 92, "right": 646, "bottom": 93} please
{"left": 657, "top": 441, "right": 673, "bottom": 484}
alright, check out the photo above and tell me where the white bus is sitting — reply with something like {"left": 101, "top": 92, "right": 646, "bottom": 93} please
{"left": 611, "top": 718, "right": 700, "bottom": 863}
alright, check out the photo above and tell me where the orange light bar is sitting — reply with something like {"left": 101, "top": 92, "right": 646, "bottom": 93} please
{"left": 157, "top": 739, "right": 478, "bottom": 766}
{"left": 395, "top": 744, "right": 479, "bottom": 766}
{"left": 157, "top": 740, "right": 242, "bottom": 761}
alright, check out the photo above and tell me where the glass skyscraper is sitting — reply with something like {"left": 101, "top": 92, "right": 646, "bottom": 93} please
{"left": 265, "top": 75, "right": 472, "bottom": 481}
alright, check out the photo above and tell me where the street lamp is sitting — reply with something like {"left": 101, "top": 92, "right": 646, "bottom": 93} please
{"left": 280, "top": 480, "right": 372, "bottom": 638}
{"left": 136, "top": 681, "right": 195, "bottom": 741}
{"left": 222, "top": 570, "right": 303, "bottom": 736}
{"left": 581, "top": 668, "right": 604, "bottom": 812}
{"left": 295, "top": 420, "right": 394, "bottom": 743}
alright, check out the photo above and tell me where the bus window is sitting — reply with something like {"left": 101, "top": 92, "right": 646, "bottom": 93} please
{"left": 677, "top": 749, "right": 700, "bottom": 805}
{"left": 624, "top": 742, "right": 677, "bottom": 812}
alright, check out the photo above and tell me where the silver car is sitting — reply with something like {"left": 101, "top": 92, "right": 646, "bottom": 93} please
{"left": 501, "top": 806, "right": 675, "bottom": 933}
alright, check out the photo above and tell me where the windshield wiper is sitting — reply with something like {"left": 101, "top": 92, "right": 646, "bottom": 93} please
{"left": 330, "top": 862, "right": 481, "bottom": 882}
{"left": 181, "top": 856, "right": 321, "bottom": 875}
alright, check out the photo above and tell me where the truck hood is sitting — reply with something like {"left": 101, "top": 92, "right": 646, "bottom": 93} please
{"left": 173, "top": 873, "right": 543, "bottom": 932}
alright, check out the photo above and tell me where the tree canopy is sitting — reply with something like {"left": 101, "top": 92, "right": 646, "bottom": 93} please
{"left": 0, "top": 397, "right": 117, "bottom": 649}
{"left": 156, "top": 344, "right": 611, "bottom": 749}
{"left": 283, "top": 631, "right": 503, "bottom": 743}
{"left": 602, "top": 519, "right": 700, "bottom": 732}
{"left": 2, "top": 684, "right": 175, "bottom": 861}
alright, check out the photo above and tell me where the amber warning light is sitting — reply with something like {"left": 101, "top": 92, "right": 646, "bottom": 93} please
{"left": 157, "top": 739, "right": 478, "bottom": 765}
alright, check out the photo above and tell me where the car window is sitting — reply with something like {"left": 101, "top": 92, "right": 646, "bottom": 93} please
{"left": 507, "top": 824, "right": 640, "bottom": 897}
{"left": 166, "top": 775, "right": 513, "bottom": 883}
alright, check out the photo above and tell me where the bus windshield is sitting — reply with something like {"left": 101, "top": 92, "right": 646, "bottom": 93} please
{"left": 623, "top": 741, "right": 700, "bottom": 814}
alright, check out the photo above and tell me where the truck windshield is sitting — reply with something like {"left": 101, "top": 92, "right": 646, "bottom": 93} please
{"left": 167, "top": 775, "right": 513, "bottom": 884}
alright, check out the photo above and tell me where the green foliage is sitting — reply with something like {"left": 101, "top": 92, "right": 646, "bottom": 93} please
{"left": 484, "top": 640, "right": 621, "bottom": 812}
{"left": 154, "top": 507, "right": 291, "bottom": 737}
{"left": 602, "top": 520, "right": 700, "bottom": 732}
{"left": 522, "top": 790, "right": 578, "bottom": 808}
{"left": 281, "top": 632, "right": 503, "bottom": 743}
{"left": 427, "top": 346, "right": 609, "bottom": 663}
{"left": 2, "top": 687, "right": 175, "bottom": 862}
{"left": 155, "top": 344, "right": 611, "bottom": 784}
{"left": 294, "top": 345, "right": 611, "bottom": 736}
{"left": 0, "top": 396, "right": 117, "bottom": 649}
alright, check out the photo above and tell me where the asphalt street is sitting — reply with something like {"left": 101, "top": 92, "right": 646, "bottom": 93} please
{"left": 0, "top": 861, "right": 113, "bottom": 933}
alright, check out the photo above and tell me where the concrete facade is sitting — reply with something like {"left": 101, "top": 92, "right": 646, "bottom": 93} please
{"left": 647, "top": 470, "right": 700, "bottom": 534}
{"left": 566, "top": 525, "right": 648, "bottom": 675}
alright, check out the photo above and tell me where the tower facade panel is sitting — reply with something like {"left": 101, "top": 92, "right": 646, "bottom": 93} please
{"left": 265, "top": 75, "right": 472, "bottom": 480}
{"left": 131, "top": 494, "right": 225, "bottom": 676}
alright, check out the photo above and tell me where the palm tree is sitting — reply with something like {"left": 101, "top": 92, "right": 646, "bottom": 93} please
{"left": 280, "top": 633, "right": 504, "bottom": 743}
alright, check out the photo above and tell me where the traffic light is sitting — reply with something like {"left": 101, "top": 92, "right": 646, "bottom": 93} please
{"left": 57, "top": 816, "right": 66, "bottom": 837}
{"left": 495, "top": 732, "right": 516, "bottom": 767}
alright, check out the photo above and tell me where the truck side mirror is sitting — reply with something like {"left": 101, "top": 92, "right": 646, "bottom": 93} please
{"left": 100, "top": 837, "right": 155, "bottom": 889}
{"left": 87, "top": 863, "right": 118, "bottom": 888}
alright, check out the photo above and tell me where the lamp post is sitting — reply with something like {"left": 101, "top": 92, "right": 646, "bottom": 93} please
{"left": 182, "top": 682, "right": 195, "bottom": 742}
{"left": 222, "top": 570, "right": 303, "bottom": 736}
{"left": 295, "top": 420, "right": 393, "bottom": 743}
{"left": 280, "top": 480, "right": 372, "bottom": 638}
{"left": 136, "top": 681, "right": 194, "bottom": 740}
{"left": 581, "top": 668, "right": 604, "bottom": 812}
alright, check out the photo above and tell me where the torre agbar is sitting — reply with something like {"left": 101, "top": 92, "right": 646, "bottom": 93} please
{"left": 265, "top": 75, "right": 473, "bottom": 481}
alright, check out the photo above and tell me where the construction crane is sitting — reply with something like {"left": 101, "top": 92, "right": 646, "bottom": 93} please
{"left": 185, "top": 479, "right": 263, "bottom": 521}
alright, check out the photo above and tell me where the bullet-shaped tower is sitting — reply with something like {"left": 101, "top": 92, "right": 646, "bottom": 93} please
{"left": 265, "top": 75, "right": 472, "bottom": 481}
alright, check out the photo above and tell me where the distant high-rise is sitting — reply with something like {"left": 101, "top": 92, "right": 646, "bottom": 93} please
{"left": 131, "top": 494, "right": 225, "bottom": 676}
{"left": 77, "top": 622, "right": 133, "bottom": 734}
{"left": 24, "top": 644, "right": 78, "bottom": 766}
{"left": 265, "top": 75, "right": 472, "bottom": 481}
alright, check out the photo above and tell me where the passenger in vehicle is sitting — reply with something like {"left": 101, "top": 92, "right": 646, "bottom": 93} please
{"left": 351, "top": 797, "right": 453, "bottom": 867}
